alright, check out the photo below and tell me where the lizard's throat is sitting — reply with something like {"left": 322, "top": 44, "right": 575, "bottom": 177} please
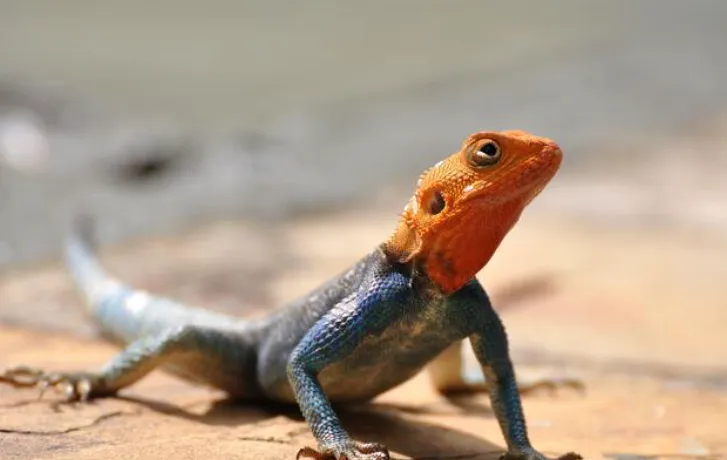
{"left": 384, "top": 201, "right": 524, "bottom": 294}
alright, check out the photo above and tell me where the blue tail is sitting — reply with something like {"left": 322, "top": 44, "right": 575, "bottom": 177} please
{"left": 64, "top": 214, "right": 147, "bottom": 341}
{"left": 65, "top": 214, "right": 110, "bottom": 306}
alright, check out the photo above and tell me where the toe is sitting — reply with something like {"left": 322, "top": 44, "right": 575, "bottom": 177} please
{"left": 297, "top": 442, "right": 389, "bottom": 460}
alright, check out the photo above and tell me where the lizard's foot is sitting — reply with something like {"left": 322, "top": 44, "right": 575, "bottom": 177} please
{"left": 297, "top": 442, "right": 389, "bottom": 460}
{"left": 501, "top": 449, "right": 582, "bottom": 460}
{"left": 0, "top": 366, "right": 106, "bottom": 401}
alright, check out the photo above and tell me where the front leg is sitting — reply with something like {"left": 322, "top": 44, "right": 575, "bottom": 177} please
{"left": 288, "top": 356, "right": 388, "bottom": 460}
{"left": 464, "top": 293, "right": 580, "bottom": 460}
{"left": 287, "top": 271, "right": 410, "bottom": 460}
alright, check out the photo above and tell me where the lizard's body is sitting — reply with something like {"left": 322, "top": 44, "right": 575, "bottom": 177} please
{"left": 69, "top": 246, "right": 462, "bottom": 404}
{"left": 2, "top": 130, "right": 579, "bottom": 460}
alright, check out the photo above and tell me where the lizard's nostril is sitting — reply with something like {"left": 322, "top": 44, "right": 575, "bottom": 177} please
{"left": 543, "top": 140, "right": 563, "bottom": 158}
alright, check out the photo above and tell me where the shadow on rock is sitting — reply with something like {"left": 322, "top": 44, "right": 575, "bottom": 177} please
{"left": 120, "top": 394, "right": 505, "bottom": 459}
{"left": 339, "top": 407, "right": 503, "bottom": 459}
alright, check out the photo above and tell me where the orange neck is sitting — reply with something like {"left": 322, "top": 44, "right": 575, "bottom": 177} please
{"left": 385, "top": 199, "right": 525, "bottom": 294}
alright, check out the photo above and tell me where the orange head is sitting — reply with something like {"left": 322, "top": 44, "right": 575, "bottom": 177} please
{"left": 383, "top": 130, "right": 562, "bottom": 294}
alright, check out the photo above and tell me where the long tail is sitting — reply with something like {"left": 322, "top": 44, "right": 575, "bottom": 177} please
{"left": 64, "top": 215, "right": 144, "bottom": 341}
{"left": 65, "top": 214, "right": 109, "bottom": 307}
{"left": 64, "top": 215, "right": 239, "bottom": 342}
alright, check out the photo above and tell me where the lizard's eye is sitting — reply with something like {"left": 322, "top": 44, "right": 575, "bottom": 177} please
{"left": 424, "top": 189, "right": 446, "bottom": 215}
{"left": 468, "top": 140, "right": 501, "bottom": 167}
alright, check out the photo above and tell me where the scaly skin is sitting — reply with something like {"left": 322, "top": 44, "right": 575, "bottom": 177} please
{"left": 1, "top": 130, "right": 581, "bottom": 460}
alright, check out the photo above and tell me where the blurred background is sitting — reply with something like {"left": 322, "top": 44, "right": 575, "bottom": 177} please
{"left": 2, "top": 0, "right": 727, "bottom": 266}
{"left": 1, "top": 0, "right": 727, "bottom": 376}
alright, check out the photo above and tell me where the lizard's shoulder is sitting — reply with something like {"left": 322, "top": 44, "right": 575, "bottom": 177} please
{"left": 277, "top": 247, "right": 407, "bottom": 319}
{"left": 319, "top": 247, "right": 412, "bottom": 303}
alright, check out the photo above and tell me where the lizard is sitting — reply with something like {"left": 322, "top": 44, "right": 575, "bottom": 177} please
{"left": 1, "top": 130, "right": 581, "bottom": 460}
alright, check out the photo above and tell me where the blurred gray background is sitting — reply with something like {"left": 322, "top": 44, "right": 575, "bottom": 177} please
{"left": 1, "top": 0, "right": 727, "bottom": 268}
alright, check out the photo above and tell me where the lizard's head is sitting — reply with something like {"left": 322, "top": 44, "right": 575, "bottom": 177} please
{"left": 384, "top": 130, "right": 562, "bottom": 294}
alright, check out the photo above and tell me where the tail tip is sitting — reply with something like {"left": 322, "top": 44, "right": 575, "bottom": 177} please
{"left": 69, "top": 212, "right": 97, "bottom": 248}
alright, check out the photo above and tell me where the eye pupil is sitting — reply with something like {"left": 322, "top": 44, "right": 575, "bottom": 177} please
{"left": 479, "top": 141, "right": 498, "bottom": 157}
{"left": 468, "top": 140, "right": 501, "bottom": 167}
{"left": 427, "top": 190, "right": 446, "bottom": 215}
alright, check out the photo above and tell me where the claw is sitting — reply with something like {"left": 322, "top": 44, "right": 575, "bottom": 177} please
{"left": 0, "top": 366, "right": 100, "bottom": 402}
{"left": 77, "top": 379, "right": 92, "bottom": 401}
{"left": 297, "top": 442, "right": 389, "bottom": 460}
{"left": 37, "top": 380, "right": 50, "bottom": 400}
{"left": 558, "top": 454, "right": 583, "bottom": 460}
{"left": 297, "top": 447, "right": 321, "bottom": 460}
{"left": 63, "top": 381, "right": 77, "bottom": 400}
{"left": 500, "top": 450, "right": 582, "bottom": 460}
{"left": 0, "top": 366, "right": 45, "bottom": 387}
